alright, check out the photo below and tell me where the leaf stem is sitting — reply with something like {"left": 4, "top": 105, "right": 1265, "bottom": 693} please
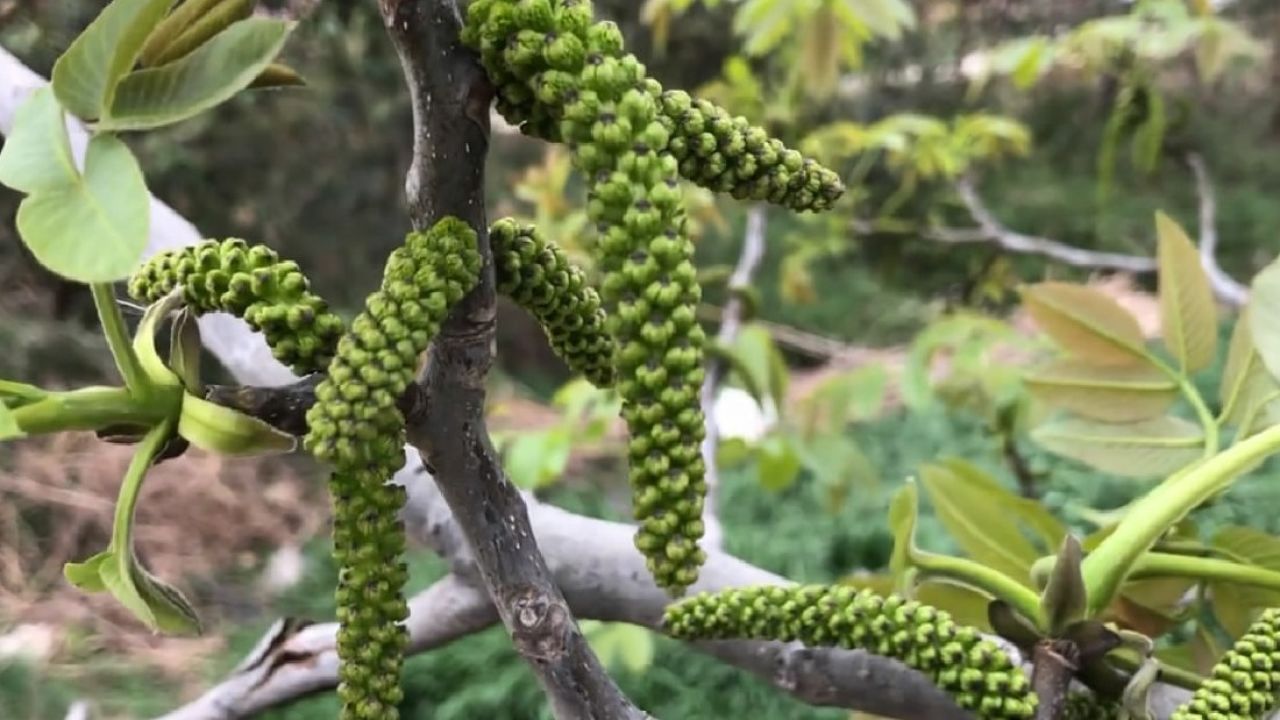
{"left": 1080, "top": 422, "right": 1280, "bottom": 616}
{"left": 111, "top": 419, "right": 173, "bottom": 553}
{"left": 92, "top": 283, "right": 148, "bottom": 395}
{"left": 10, "top": 385, "right": 173, "bottom": 434}
{"left": 909, "top": 550, "right": 1046, "bottom": 630}
{"left": 1130, "top": 552, "right": 1280, "bottom": 591}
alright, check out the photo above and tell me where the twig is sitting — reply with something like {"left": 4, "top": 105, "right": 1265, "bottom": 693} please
{"left": 1185, "top": 153, "right": 1249, "bottom": 307}
{"left": 377, "top": 2, "right": 646, "bottom": 718}
{"left": 699, "top": 203, "right": 768, "bottom": 550}
{"left": 948, "top": 176, "right": 1159, "bottom": 273}
{"left": 870, "top": 173, "right": 1250, "bottom": 307}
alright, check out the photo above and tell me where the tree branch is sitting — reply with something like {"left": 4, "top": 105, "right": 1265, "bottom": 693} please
{"left": 375, "top": 1, "right": 644, "bottom": 718}
{"left": 699, "top": 203, "right": 768, "bottom": 550}
{"left": 1185, "top": 152, "right": 1249, "bottom": 307}
{"left": 869, "top": 172, "right": 1250, "bottom": 308}
{"left": 0, "top": 38, "right": 1212, "bottom": 720}
{"left": 155, "top": 451, "right": 1211, "bottom": 720}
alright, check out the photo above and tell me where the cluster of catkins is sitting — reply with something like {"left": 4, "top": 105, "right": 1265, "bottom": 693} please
{"left": 128, "top": 237, "right": 346, "bottom": 375}
{"left": 460, "top": 0, "right": 845, "bottom": 595}
{"left": 1172, "top": 607, "right": 1280, "bottom": 720}
{"left": 303, "top": 219, "right": 482, "bottom": 720}
{"left": 664, "top": 584, "right": 1038, "bottom": 719}
{"left": 130, "top": 221, "right": 482, "bottom": 720}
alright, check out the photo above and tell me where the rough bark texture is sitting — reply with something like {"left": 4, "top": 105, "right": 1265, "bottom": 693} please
{"left": 377, "top": 2, "right": 646, "bottom": 718}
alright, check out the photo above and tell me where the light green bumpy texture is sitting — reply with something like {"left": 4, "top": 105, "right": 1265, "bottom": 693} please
{"left": 460, "top": 0, "right": 844, "bottom": 213}
{"left": 664, "top": 585, "right": 1038, "bottom": 719}
{"left": 128, "top": 238, "right": 346, "bottom": 375}
{"left": 302, "top": 218, "right": 482, "bottom": 720}
{"left": 490, "top": 218, "right": 614, "bottom": 387}
{"left": 1172, "top": 607, "right": 1280, "bottom": 720}
{"left": 464, "top": 0, "right": 718, "bottom": 595}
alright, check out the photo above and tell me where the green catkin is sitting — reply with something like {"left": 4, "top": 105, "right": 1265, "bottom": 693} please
{"left": 1063, "top": 693, "right": 1119, "bottom": 720}
{"left": 663, "top": 585, "right": 1038, "bottom": 719}
{"left": 466, "top": 0, "right": 710, "bottom": 596}
{"left": 460, "top": 0, "right": 845, "bottom": 214}
{"left": 490, "top": 218, "right": 615, "bottom": 387}
{"left": 127, "top": 238, "right": 346, "bottom": 375}
{"left": 303, "top": 218, "right": 483, "bottom": 720}
{"left": 1172, "top": 607, "right": 1280, "bottom": 720}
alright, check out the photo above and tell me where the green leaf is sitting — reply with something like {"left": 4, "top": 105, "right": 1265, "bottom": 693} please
{"left": 1220, "top": 308, "right": 1258, "bottom": 424}
{"left": 1155, "top": 211, "right": 1217, "bottom": 373}
{"left": 1206, "top": 526, "right": 1280, "bottom": 638}
{"left": 1040, "top": 535, "right": 1087, "bottom": 635}
{"left": 1030, "top": 415, "right": 1205, "bottom": 479}
{"left": 888, "top": 482, "right": 919, "bottom": 581}
{"left": 102, "top": 18, "right": 292, "bottom": 132}
{"left": 138, "top": 0, "right": 231, "bottom": 67}
{"left": 584, "top": 622, "right": 654, "bottom": 674}
{"left": 919, "top": 463, "right": 1038, "bottom": 582}
{"left": 132, "top": 288, "right": 186, "bottom": 388}
{"left": 753, "top": 433, "right": 802, "bottom": 492}
{"left": 937, "top": 458, "right": 1066, "bottom": 553}
{"left": 14, "top": 134, "right": 150, "bottom": 283}
{"left": 0, "top": 88, "right": 76, "bottom": 193}
{"left": 99, "top": 551, "right": 159, "bottom": 629}
{"left": 1020, "top": 282, "right": 1150, "bottom": 366}
{"left": 798, "top": 433, "right": 878, "bottom": 507}
{"left": 915, "top": 582, "right": 993, "bottom": 632}
{"left": 177, "top": 393, "right": 297, "bottom": 456}
{"left": 727, "top": 324, "right": 787, "bottom": 410}
{"left": 169, "top": 308, "right": 204, "bottom": 392}
{"left": 1023, "top": 359, "right": 1178, "bottom": 423}
{"left": 50, "top": 0, "right": 176, "bottom": 121}
{"left": 64, "top": 549, "right": 112, "bottom": 592}
{"left": 502, "top": 429, "right": 571, "bottom": 490}
{"left": 131, "top": 558, "right": 202, "bottom": 633}
{"left": 1250, "top": 259, "right": 1280, "bottom": 386}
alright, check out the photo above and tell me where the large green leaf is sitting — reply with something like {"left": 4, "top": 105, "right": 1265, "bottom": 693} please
{"left": 1020, "top": 282, "right": 1149, "bottom": 366}
{"left": 919, "top": 463, "right": 1038, "bottom": 583}
{"left": 1023, "top": 359, "right": 1178, "bottom": 422}
{"left": 1155, "top": 211, "right": 1217, "bottom": 373}
{"left": 0, "top": 88, "right": 77, "bottom": 193}
{"left": 102, "top": 18, "right": 292, "bottom": 132}
{"left": 1031, "top": 415, "right": 1205, "bottom": 479}
{"left": 14, "top": 134, "right": 150, "bottom": 283}
{"left": 1250, "top": 259, "right": 1280, "bottom": 386}
{"left": 50, "top": 0, "right": 175, "bottom": 121}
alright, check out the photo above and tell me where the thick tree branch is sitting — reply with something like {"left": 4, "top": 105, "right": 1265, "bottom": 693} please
{"left": 376, "top": 2, "right": 644, "bottom": 718}
{"left": 699, "top": 203, "right": 768, "bottom": 550}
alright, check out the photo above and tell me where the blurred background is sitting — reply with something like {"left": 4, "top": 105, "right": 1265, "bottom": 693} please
{"left": 2, "top": 0, "right": 1280, "bottom": 718}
